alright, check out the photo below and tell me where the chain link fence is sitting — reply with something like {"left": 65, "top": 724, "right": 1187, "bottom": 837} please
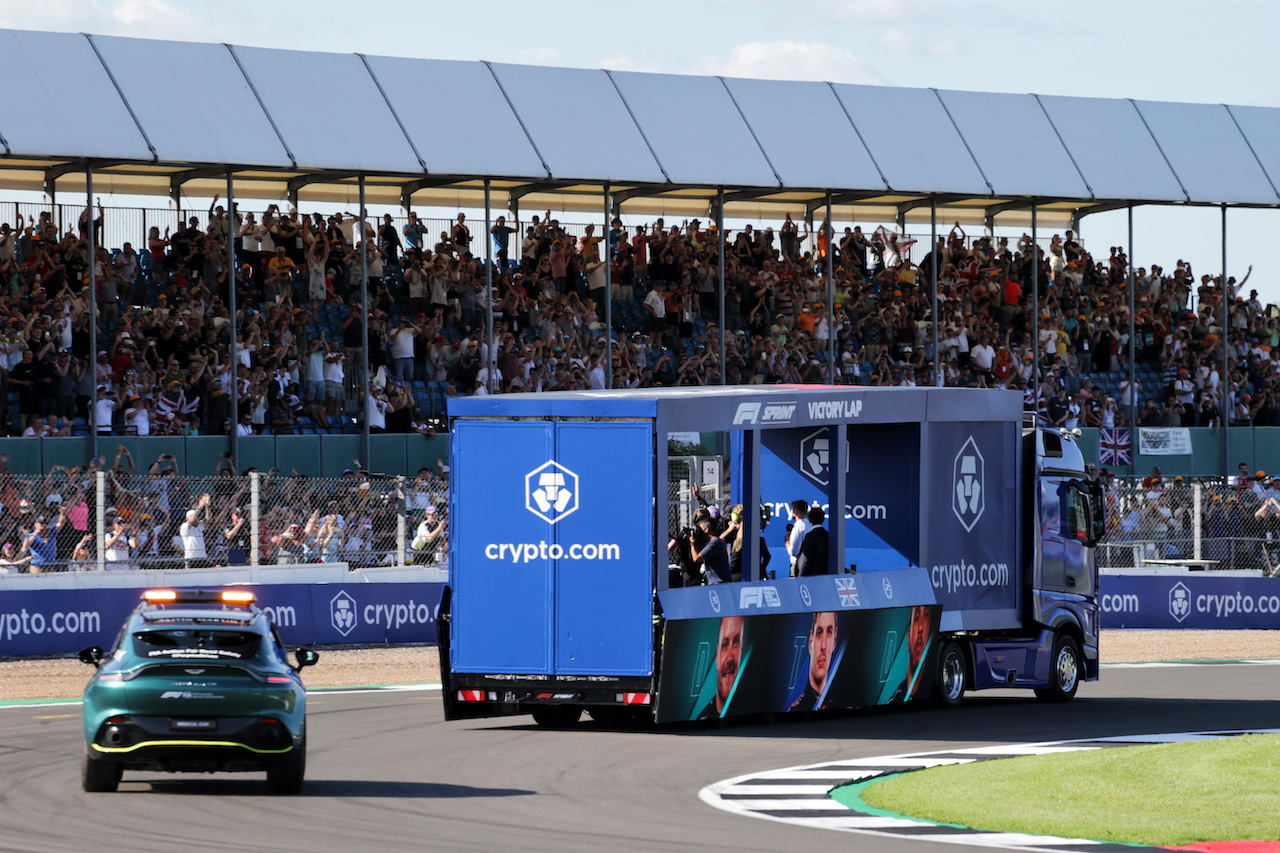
{"left": 666, "top": 455, "right": 726, "bottom": 541}
{"left": 0, "top": 467, "right": 448, "bottom": 574}
{"left": 1098, "top": 477, "right": 1280, "bottom": 575}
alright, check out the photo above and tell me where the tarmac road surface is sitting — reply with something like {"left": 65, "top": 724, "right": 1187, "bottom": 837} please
{"left": 1, "top": 663, "right": 1276, "bottom": 853}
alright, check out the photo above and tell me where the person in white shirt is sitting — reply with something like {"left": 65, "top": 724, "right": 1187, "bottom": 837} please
{"left": 180, "top": 494, "right": 212, "bottom": 568}
{"left": 786, "top": 500, "right": 814, "bottom": 577}
{"left": 324, "top": 342, "right": 345, "bottom": 418}
{"left": 94, "top": 387, "right": 117, "bottom": 434}
{"left": 367, "top": 388, "right": 390, "bottom": 432}
{"left": 124, "top": 395, "right": 150, "bottom": 436}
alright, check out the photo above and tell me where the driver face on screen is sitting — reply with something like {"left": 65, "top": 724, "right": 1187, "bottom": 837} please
{"left": 908, "top": 606, "right": 930, "bottom": 673}
{"left": 808, "top": 612, "right": 838, "bottom": 691}
{"left": 714, "top": 616, "right": 744, "bottom": 712}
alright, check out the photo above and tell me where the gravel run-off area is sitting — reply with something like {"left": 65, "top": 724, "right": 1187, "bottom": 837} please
{"left": 1, "top": 630, "right": 1277, "bottom": 703}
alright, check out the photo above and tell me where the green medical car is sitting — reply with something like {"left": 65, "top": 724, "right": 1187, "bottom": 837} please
{"left": 79, "top": 588, "right": 318, "bottom": 793}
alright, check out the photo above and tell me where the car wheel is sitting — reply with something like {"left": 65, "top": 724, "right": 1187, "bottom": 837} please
{"left": 530, "top": 705, "right": 582, "bottom": 728}
{"left": 267, "top": 730, "right": 306, "bottom": 795}
{"left": 1035, "top": 634, "right": 1082, "bottom": 702}
{"left": 82, "top": 746, "right": 122, "bottom": 793}
{"left": 934, "top": 641, "right": 966, "bottom": 710}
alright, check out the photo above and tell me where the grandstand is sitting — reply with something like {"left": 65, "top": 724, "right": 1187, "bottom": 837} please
{"left": 0, "top": 28, "right": 1277, "bottom": 481}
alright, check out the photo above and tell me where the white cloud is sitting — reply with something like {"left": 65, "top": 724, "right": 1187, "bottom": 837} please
{"left": 875, "top": 26, "right": 959, "bottom": 56}
{"left": 695, "top": 40, "right": 883, "bottom": 84}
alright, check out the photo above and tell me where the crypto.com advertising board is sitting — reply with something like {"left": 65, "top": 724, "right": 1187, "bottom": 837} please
{"left": 0, "top": 583, "right": 444, "bottom": 656}
{"left": 757, "top": 420, "right": 1021, "bottom": 631}
{"left": 1100, "top": 573, "right": 1280, "bottom": 629}
{"left": 449, "top": 419, "right": 654, "bottom": 678}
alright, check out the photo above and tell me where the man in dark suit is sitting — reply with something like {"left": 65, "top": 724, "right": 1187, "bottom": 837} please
{"left": 796, "top": 506, "right": 829, "bottom": 577}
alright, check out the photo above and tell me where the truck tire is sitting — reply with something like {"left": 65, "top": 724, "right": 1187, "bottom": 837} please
{"left": 934, "top": 641, "right": 966, "bottom": 710}
{"left": 1036, "top": 634, "right": 1082, "bottom": 702}
{"left": 531, "top": 705, "right": 582, "bottom": 728}
{"left": 82, "top": 746, "right": 122, "bottom": 793}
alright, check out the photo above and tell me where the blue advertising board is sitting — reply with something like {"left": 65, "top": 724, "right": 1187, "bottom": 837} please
{"left": 0, "top": 583, "right": 444, "bottom": 657}
{"left": 1100, "top": 573, "right": 1280, "bottom": 629}
{"left": 919, "top": 421, "right": 1022, "bottom": 632}
{"left": 450, "top": 419, "right": 654, "bottom": 677}
{"left": 759, "top": 423, "right": 921, "bottom": 571}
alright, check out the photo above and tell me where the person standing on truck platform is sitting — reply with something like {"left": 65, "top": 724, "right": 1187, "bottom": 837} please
{"left": 689, "top": 518, "right": 731, "bottom": 585}
{"left": 696, "top": 615, "right": 744, "bottom": 720}
{"left": 786, "top": 500, "right": 813, "bottom": 576}
{"left": 791, "top": 611, "right": 838, "bottom": 711}
{"left": 796, "top": 506, "right": 829, "bottom": 576}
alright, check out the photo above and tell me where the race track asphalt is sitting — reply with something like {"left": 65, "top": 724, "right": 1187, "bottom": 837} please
{"left": 1, "top": 663, "right": 1276, "bottom": 853}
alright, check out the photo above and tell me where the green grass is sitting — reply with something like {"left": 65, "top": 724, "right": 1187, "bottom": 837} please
{"left": 836, "top": 734, "right": 1280, "bottom": 845}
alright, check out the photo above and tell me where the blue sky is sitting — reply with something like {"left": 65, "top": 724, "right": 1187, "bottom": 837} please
{"left": 2, "top": 0, "right": 1276, "bottom": 301}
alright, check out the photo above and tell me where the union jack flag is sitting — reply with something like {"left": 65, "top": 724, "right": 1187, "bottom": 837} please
{"left": 1099, "top": 428, "right": 1131, "bottom": 467}
{"left": 834, "top": 577, "right": 860, "bottom": 607}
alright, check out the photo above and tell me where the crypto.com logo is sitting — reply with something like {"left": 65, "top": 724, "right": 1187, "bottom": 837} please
{"left": 952, "top": 436, "right": 985, "bottom": 532}
{"left": 1169, "top": 581, "right": 1191, "bottom": 623}
{"left": 525, "top": 461, "right": 579, "bottom": 524}
{"left": 799, "top": 427, "right": 851, "bottom": 488}
{"left": 331, "top": 590, "right": 358, "bottom": 637}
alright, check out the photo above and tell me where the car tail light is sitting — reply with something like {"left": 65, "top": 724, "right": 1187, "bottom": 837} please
{"left": 266, "top": 676, "right": 292, "bottom": 683}
{"left": 98, "top": 673, "right": 123, "bottom": 682}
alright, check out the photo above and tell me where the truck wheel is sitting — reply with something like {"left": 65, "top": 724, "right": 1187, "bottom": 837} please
{"left": 82, "top": 746, "right": 122, "bottom": 793}
{"left": 531, "top": 705, "right": 582, "bottom": 728}
{"left": 1036, "top": 634, "right": 1081, "bottom": 702}
{"left": 267, "top": 731, "right": 306, "bottom": 795}
{"left": 934, "top": 641, "right": 966, "bottom": 710}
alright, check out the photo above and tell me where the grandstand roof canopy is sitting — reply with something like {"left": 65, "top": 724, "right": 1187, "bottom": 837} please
{"left": 1, "top": 29, "right": 1278, "bottom": 229}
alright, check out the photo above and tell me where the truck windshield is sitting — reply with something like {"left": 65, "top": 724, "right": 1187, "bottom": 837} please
{"left": 132, "top": 630, "right": 263, "bottom": 661}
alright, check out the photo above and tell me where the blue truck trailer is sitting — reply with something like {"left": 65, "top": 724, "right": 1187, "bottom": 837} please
{"left": 439, "top": 386, "right": 1104, "bottom": 725}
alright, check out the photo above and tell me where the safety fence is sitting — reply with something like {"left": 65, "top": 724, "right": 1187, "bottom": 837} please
{"left": 0, "top": 469, "right": 448, "bottom": 574}
{"left": 1097, "top": 477, "right": 1280, "bottom": 575}
{"left": 666, "top": 455, "right": 726, "bottom": 539}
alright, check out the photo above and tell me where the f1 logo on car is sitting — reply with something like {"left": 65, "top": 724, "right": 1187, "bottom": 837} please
{"left": 331, "top": 591, "right": 358, "bottom": 636}
{"left": 525, "top": 461, "right": 579, "bottom": 524}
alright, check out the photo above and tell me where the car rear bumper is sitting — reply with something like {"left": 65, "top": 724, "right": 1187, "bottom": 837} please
{"left": 88, "top": 716, "right": 300, "bottom": 771}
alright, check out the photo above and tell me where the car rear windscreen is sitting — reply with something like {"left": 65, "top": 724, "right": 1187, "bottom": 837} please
{"left": 132, "top": 630, "right": 263, "bottom": 661}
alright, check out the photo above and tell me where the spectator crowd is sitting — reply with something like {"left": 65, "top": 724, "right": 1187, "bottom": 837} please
{"left": 0, "top": 198, "right": 1270, "bottom": 439}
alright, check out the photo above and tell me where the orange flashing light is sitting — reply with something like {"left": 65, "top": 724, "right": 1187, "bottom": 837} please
{"left": 142, "top": 589, "right": 177, "bottom": 602}
{"left": 220, "top": 591, "right": 256, "bottom": 604}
